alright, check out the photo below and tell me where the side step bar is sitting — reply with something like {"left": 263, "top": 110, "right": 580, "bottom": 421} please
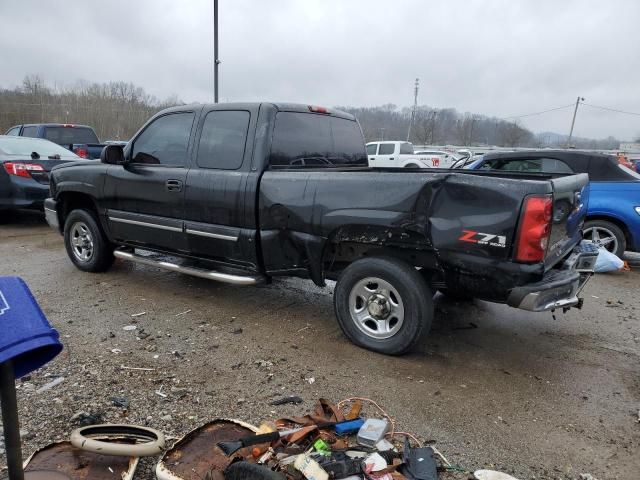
{"left": 114, "top": 249, "right": 262, "bottom": 286}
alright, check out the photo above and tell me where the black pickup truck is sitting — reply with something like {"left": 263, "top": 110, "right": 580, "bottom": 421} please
{"left": 44, "top": 103, "right": 596, "bottom": 354}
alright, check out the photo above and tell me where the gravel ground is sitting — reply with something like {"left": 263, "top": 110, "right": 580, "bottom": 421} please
{"left": 0, "top": 212, "right": 638, "bottom": 480}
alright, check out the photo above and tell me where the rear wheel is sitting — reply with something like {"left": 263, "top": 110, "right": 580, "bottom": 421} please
{"left": 583, "top": 220, "right": 626, "bottom": 257}
{"left": 64, "top": 209, "right": 114, "bottom": 272}
{"left": 404, "top": 163, "right": 420, "bottom": 168}
{"left": 334, "top": 257, "right": 433, "bottom": 355}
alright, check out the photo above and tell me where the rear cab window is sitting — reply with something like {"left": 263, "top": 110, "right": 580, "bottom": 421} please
{"left": 270, "top": 112, "right": 367, "bottom": 168}
{"left": 44, "top": 126, "right": 99, "bottom": 145}
{"left": 399, "top": 143, "right": 413, "bottom": 154}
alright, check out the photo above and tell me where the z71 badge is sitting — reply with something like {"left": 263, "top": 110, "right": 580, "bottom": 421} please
{"left": 459, "top": 230, "right": 507, "bottom": 248}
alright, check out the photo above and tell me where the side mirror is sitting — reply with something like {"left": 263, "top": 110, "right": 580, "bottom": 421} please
{"left": 100, "top": 144, "right": 126, "bottom": 165}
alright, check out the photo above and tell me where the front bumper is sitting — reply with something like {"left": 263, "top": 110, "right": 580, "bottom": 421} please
{"left": 507, "top": 242, "right": 598, "bottom": 312}
{"left": 44, "top": 198, "right": 60, "bottom": 230}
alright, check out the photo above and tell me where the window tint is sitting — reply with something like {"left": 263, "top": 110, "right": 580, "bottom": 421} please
{"left": 5, "top": 127, "right": 20, "bottom": 136}
{"left": 483, "top": 157, "right": 573, "bottom": 174}
{"left": 378, "top": 143, "right": 395, "bottom": 155}
{"left": 366, "top": 144, "right": 377, "bottom": 155}
{"left": 399, "top": 143, "right": 413, "bottom": 154}
{"left": 21, "top": 126, "right": 38, "bottom": 138}
{"left": 197, "top": 111, "right": 250, "bottom": 170}
{"left": 270, "top": 112, "right": 367, "bottom": 167}
{"left": 132, "top": 112, "right": 194, "bottom": 166}
{"left": 44, "top": 127, "right": 99, "bottom": 146}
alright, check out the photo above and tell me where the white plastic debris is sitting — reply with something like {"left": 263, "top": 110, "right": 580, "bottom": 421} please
{"left": 294, "top": 453, "right": 329, "bottom": 480}
{"left": 123, "top": 325, "right": 137, "bottom": 331}
{"left": 474, "top": 470, "right": 521, "bottom": 480}
{"left": 36, "top": 377, "right": 64, "bottom": 393}
{"left": 594, "top": 248, "right": 624, "bottom": 273}
{"left": 305, "top": 377, "right": 315, "bottom": 384}
{"left": 131, "top": 312, "right": 146, "bottom": 317}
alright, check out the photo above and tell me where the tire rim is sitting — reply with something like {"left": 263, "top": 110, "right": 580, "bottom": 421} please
{"left": 583, "top": 225, "right": 619, "bottom": 253}
{"left": 348, "top": 277, "right": 404, "bottom": 339}
{"left": 70, "top": 221, "right": 94, "bottom": 262}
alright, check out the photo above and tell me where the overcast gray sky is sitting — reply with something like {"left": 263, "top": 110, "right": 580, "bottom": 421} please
{"left": 1, "top": 0, "right": 638, "bottom": 140}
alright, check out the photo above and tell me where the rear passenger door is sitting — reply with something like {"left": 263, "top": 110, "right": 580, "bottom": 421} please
{"left": 183, "top": 106, "right": 259, "bottom": 270}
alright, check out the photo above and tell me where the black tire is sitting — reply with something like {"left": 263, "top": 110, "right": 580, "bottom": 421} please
{"left": 404, "top": 163, "right": 420, "bottom": 168}
{"left": 63, "top": 209, "right": 114, "bottom": 272}
{"left": 333, "top": 257, "right": 433, "bottom": 355}
{"left": 583, "top": 219, "right": 626, "bottom": 257}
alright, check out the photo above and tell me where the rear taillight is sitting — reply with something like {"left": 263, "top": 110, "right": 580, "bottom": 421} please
{"left": 74, "top": 147, "right": 89, "bottom": 158}
{"left": 308, "top": 105, "right": 329, "bottom": 114}
{"left": 3, "top": 162, "right": 45, "bottom": 178}
{"left": 515, "top": 195, "right": 553, "bottom": 263}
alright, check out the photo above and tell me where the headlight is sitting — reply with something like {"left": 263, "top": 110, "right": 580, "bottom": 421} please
{"left": 635, "top": 207, "right": 640, "bottom": 215}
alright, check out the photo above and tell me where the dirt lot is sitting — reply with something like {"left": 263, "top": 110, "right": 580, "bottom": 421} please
{"left": 0, "top": 213, "right": 638, "bottom": 479}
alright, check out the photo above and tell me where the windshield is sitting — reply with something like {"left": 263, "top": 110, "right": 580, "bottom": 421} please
{"left": 0, "top": 136, "right": 80, "bottom": 158}
{"left": 44, "top": 126, "right": 99, "bottom": 145}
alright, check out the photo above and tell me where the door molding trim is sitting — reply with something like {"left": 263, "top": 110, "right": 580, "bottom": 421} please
{"left": 185, "top": 228, "right": 238, "bottom": 242}
{"left": 109, "top": 216, "right": 183, "bottom": 233}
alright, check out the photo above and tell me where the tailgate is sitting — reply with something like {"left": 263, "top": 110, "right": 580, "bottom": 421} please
{"left": 545, "top": 173, "right": 589, "bottom": 269}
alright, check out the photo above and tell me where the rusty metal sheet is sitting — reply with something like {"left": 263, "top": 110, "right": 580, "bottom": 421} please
{"left": 23, "top": 441, "right": 138, "bottom": 480}
{"left": 156, "top": 418, "right": 259, "bottom": 480}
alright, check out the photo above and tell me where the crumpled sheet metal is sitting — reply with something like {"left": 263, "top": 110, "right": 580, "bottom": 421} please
{"left": 23, "top": 440, "right": 139, "bottom": 480}
{"left": 156, "top": 418, "right": 259, "bottom": 480}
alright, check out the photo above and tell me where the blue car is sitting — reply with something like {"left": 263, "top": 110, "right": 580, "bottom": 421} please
{"left": 468, "top": 150, "right": 640, "bottom": 256}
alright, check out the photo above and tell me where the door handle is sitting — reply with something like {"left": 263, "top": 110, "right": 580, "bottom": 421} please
{"left": 389, "top": 157, "right": 395, "bottom": 160}
{"left": 166, "top": 179, "right": 183, "bottom": 192}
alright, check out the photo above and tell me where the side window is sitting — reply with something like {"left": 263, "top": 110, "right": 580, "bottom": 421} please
{"left": 378, "top": 144, "right": 395, "bottom": 155}
{"left": 21, "top": 126, "right": 38, "bottom": 138}
{"left": 399, "top": 143, "right": 413, "bottom": 154}
{"left": 540, "top": 158, "right": 574, "bottom": 173}
{"left": 196, "top": 111, "right": 250, "bottom": 170}
{"left": 132, "top": 112, "right": 195, "bottom": 166}
{"left": 5, "top": 126, "right": 20, "bottom": 136}
{"left": 486, "top": 158, "right": 573, "bottom": 173}
{"left": 366, "top": 144, "right": 378, "bottom": 155}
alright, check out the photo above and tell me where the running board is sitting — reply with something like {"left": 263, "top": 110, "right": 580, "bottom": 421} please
{"left": 114, "top": 249, "right": 262, "bottom": 286}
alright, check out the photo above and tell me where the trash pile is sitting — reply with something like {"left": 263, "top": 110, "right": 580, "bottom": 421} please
{"left": 157, "top": 397, "right": 465, "bottom": 480}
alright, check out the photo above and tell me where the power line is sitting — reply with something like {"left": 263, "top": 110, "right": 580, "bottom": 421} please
{"left": 502, "top": 103, "right": 575, "bottom": 120}
{"left": 581, "top": 102, "right": 640, "bottom": 117}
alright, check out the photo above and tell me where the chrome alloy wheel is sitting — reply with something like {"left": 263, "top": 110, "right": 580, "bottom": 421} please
{"left": 348, "top": 277, "right": 405, "bottom": 339}
{"left": 583, "top": 225, "right": 618, "bottom": 253}
{"left": 70, "top": 221, "right": 94, "bottom": 262}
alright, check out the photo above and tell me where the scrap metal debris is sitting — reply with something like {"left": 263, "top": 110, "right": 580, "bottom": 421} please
{"left": 270, "top": 396, "right": 304, "bottom": 406}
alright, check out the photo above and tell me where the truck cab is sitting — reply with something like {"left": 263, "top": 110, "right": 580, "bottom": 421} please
{"left": 366, "top": 141, "right": 455, "bottom": 168}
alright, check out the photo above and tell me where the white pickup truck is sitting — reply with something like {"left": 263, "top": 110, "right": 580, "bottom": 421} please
{"left": 366, "top": 141, "right": 457, "bottom": 168}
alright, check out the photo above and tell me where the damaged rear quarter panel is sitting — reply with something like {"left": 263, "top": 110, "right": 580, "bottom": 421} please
{"left": 258, "top": 169, "right": 551, "bottom": 287}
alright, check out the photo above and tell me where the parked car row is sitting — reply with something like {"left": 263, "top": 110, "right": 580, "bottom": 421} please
{"left": 5, "top": 123, "right": 107, "bottom": 159}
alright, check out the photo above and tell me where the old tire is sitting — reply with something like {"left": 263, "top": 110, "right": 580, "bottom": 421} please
{"left": 64, "top": 209, "right": 114, "bottom": 272}
{"left": 583, "top": 220, "right": 626, "bottom": 257}
{"left": 334, "top": 257, "right": 433, "bottom": 355}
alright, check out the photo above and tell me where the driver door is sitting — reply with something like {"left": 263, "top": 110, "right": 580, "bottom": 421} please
{"left": 103, "top": 109, "right": 200, "bottom": 253}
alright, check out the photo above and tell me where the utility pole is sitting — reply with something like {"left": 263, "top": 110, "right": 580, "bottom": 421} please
{"left": 213, "top": 0, "right": 220, "bottom": 103}
{"left": 379, "top": 128, "right": 385, "bottom": 141}
{"left": 406, "top": 78, "right": 419, "bottom": 142}
{"left": 566, "top": 96, "right": 584, "bottom": 147}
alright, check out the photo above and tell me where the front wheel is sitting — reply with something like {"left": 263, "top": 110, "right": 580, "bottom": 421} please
{"left": 583, "top": 220, "right": 626, "bottom": 257}
{"left": 64, "top": 209, "right": 114, "bottom": 272}
{"left": 334, "top": 257, "right": 433, "bottom": 355}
